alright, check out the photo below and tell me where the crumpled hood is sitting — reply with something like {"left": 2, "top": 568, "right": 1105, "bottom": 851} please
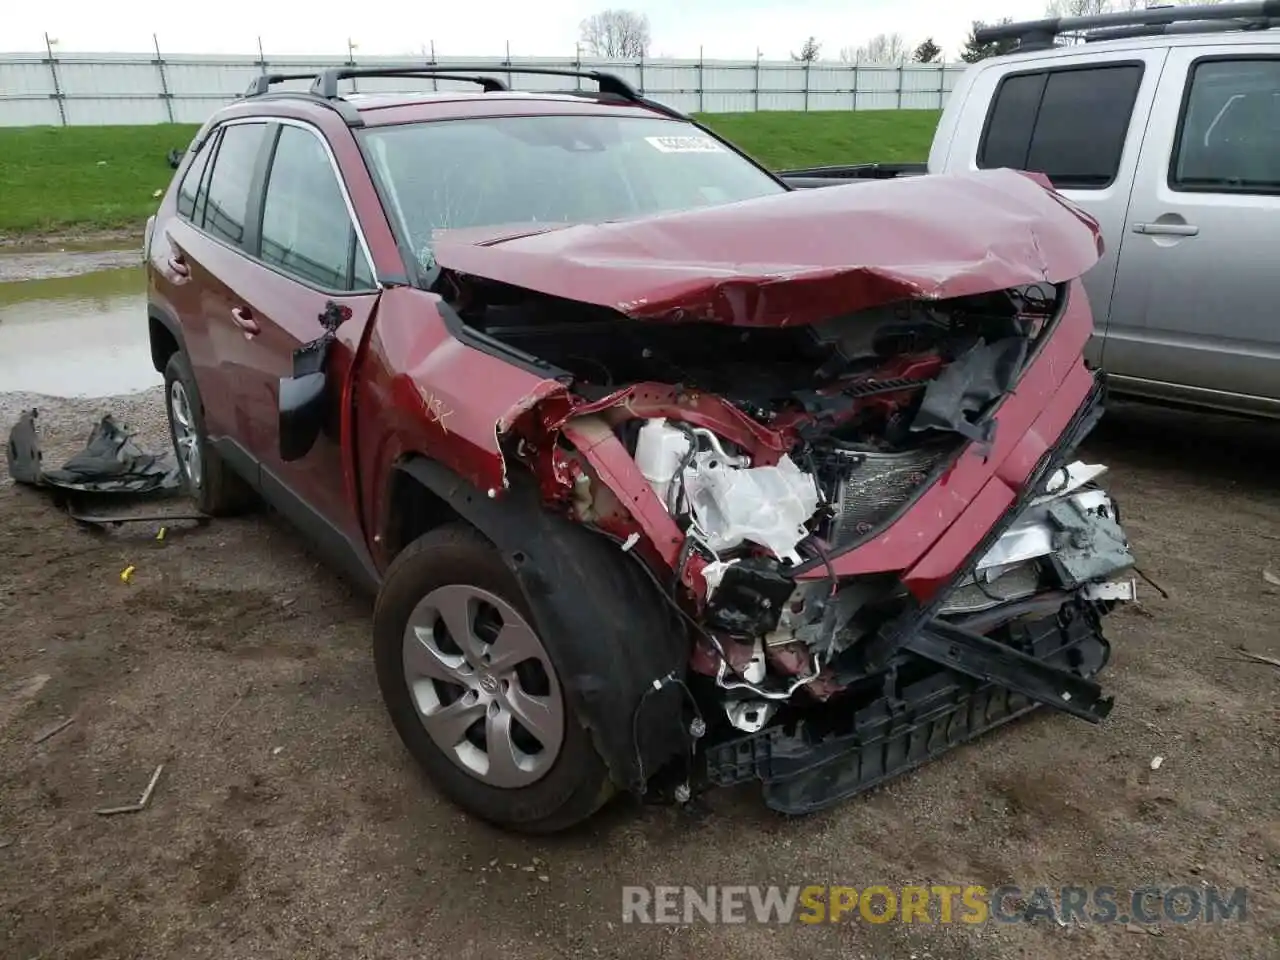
{"left": 431, "top": 168, "right": 1103, "bottom": 327}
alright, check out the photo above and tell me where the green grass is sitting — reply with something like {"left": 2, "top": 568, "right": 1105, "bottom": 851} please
{"left": 0, "top": 110, "right": 941, "bottom": 238}
{"left": 697, "top": 110, "right": 941, "bottom": 170}
{"left": 0, "top": 123, "right": 198, "bottom": 236}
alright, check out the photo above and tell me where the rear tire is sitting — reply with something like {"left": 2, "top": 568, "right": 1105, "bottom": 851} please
{"left": 373, "top": 522, "right": 614, "bottom": 833}
{"left": 163, "top": 351, "right": 254, "bottom": 516}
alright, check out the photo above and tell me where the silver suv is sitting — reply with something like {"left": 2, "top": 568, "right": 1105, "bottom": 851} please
{"left": 928, "top": 2, "right": 1280, "bottom": 419}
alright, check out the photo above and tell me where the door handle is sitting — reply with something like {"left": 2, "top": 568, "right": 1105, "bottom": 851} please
{"left": 1132, "top": 222, "right": 1200, "bottom": 237}
{"left": 231, "top": 306, "right": 260, "bottom": 336}
{"left": 167, "top": 254, "right": 190, "bottom": 277}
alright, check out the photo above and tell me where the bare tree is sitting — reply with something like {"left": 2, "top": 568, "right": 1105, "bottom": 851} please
{"left": 1046, "top": 0, "right": 1228, "bottom": 14}
{"left": 839, "top": 32, "right": 908, "bottom": 64}
{"left": 1045, "top": 0, "right": 1122, "bottom": 14}
{"left": 579, "top": 9, "right": 651, "bottom": 58}
{"left": 1044, "top": 0, "right": 1144, "bottom": 43}
{"left": 791, "top": 36, "right": 822, "bottom": 61}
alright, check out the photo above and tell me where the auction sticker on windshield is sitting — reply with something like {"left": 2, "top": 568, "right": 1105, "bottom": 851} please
{"left": 645, "top": 135, "right": 724, "bottom": 153}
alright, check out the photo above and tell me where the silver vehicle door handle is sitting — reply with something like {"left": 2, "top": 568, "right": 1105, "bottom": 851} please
{"left": 1132, "top": 222, "right": 1199, "bottom": 237}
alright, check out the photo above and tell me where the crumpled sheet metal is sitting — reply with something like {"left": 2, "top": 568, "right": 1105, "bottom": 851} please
{"left": 432, "top": 168, "right": 1104, "bottom": 327}
{"left": 6, "top": 409, "right": 181, "bottom": 495}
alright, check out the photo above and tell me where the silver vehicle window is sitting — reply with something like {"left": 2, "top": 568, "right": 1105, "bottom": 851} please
{"left": 1171, "top": 58, "right": 1280, "bottom": 194}
{"left": 978, "top": 63, "right": 1144, "bottom": 189}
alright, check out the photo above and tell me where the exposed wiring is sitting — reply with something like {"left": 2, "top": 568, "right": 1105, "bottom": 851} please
{"left": 584, "top": 522, "right": 727, "bottom": 657}
{"left": 628, "top": 670, "right": 706, "bottom": 795}
{"left": 629, "top": 676, "right": 668, "bottom": 790}
{"left": 666, "top": 421, "right": 700, "bottom": 517}
{"left": 802, "top": 535, "right": 840, "bottom": 599}
{"left": 714, "top": 651, "right": 823, "bottom": 700}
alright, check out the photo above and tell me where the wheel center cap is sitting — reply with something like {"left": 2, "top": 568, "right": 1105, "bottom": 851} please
{"left": 478, "top": 674, "right": 499, "bottom": 695}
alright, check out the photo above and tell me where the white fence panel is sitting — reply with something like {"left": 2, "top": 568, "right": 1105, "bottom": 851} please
{"left": 0, "top": 50, "right": 965, "bottom": 126}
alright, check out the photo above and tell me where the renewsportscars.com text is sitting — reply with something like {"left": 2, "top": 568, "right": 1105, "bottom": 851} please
{"left": 621, "top": 884, "right": 1248, "bottom": 925}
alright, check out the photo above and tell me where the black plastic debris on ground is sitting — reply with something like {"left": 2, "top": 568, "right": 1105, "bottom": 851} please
{"left": 7, "top": 409, "right": 181, "bottom": 495}
{"left": 5, "top": 409, "right": 209, "bottom": 530}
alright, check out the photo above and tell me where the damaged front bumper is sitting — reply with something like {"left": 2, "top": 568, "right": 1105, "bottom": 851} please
{"left": 706, "top": 600, "right": 1111, "bottom": 815}
{"left": 698, "top": 377, "right": 1137, "bottom": 814}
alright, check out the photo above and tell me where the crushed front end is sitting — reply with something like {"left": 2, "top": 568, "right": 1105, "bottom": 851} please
{"left": 430, "top": 169, "right": 1136, "bottom": 813}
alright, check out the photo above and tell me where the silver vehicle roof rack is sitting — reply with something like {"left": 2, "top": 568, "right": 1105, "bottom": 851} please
{"left": 975, "top": 0, "right": 1280, "bottom": 51}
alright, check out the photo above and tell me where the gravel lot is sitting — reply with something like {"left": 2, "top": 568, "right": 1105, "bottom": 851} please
{"left": 1, "top": 386, "right": 1278, "bottom": 960}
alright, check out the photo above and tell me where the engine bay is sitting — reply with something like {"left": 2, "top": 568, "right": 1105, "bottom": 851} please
{"left": 437, "top": 272, "right": 1135, "bottom": 738}
{"left": 447, "top": 272, "right": 1063, "bottom": 555}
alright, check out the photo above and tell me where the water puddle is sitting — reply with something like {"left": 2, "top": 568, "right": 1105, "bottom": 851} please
{"left": 0, "top": 249, "right": 157, "bottom": 398}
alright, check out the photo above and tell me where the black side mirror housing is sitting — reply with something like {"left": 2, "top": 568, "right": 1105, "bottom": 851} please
{"left": 278, "top": 371, "right": 328, "bottom": 462}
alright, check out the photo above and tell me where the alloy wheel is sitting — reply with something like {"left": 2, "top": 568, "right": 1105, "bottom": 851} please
{"left": 402, "top": 584, "right": 565, "bottom": 788}
{"left": 169, "top": 379, "right": 202, "bottom": 489}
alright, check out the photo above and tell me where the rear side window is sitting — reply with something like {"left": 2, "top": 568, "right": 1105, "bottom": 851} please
{"left": 979, "top": 64, "right": 1144, "bottom": 189}
{"left": 259, "top": 125, "right": 374, "bottom": 291}
{"left": 202, "top": 123, "right": 267, "bottom": 248}
{"left": 176, "top": 138, "right": 212, "bottom": 221}
{"left": 1172, "top": 57, "right": 1280, "bottom": 194}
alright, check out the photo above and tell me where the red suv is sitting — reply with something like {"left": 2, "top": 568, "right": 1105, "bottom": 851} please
{"left": 146, "top": 66, "right": 1137, "bottom": 832}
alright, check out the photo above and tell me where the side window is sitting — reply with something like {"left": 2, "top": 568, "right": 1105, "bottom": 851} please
{"left": 259, "top": 125, "right": 372, "bottom": 291}
{"left": 351, "top": 236, "right": 376, "bottom": 289}
{"left": 203, "top": 123, "right": 268, "bottom": 248}
{"left": 176, "top": 136, "right": 213, "bottom": 221}
{"left": 1172, "top": 58, "right": 1280, "bottom": 194}
{"left": 979, "top": 64, "right": 1144, "bottom": 189}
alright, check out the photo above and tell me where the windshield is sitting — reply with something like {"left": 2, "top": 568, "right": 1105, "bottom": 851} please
{"left": 359, "top": 114, "right": 785, "bottom": 273}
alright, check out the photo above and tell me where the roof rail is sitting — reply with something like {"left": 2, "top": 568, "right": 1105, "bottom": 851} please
{"left": 975, "top": 0, "right": 1280, "bottom": 50}
{"left": 309, "top": 68, "right": 509, "bottom": 96}
{"left": 243, "top": 73, "right": 324, "bottom": 97}
{"left": 238, "top": 76, "right": 365, "bottom": 125}
{"left": 310, "top": 63, "right": 688, "bottom": 118}
{"left": 237, "top": 63, "right": 687, "bottom": 126}
{"left": 1086, "top": 16, "right": 1278, "bottom": 42}
{"left": 311, "top": 64, "right": 635, "bottom": 100}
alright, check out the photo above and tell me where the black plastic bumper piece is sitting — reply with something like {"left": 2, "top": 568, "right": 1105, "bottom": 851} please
{"left": 704, "top": 604, "right": 1110, "bottom": 816}
{"left": 904, "top": 619, "right": 1113, "bottom": 723}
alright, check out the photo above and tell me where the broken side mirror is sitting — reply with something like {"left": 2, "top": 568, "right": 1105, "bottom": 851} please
{"left": 278, "top": 370, "right": 328, "bottom": 462}
{"left": 278, "top": 300, "right": 351, "bottom": 463}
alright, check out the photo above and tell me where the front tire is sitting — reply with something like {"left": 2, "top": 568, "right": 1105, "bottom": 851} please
{"left": 373, "top": 523, "right": 613, "bottom": 833}
{"left": 163, "top": 352, "right": 254, "bottom": 516}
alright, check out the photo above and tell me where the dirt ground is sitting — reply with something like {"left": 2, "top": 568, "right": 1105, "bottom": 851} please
{"left": 1, "top": 391, "right": 1277, "bottom": 960}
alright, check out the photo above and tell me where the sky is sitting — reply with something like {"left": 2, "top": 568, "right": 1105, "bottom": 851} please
{"left": 4, "top": 0, "right": 1051, "bottom": 61}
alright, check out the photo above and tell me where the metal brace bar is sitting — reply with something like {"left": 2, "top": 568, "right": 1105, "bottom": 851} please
{"left": 906, "top": 619, "right": 1113, "bottom": 723}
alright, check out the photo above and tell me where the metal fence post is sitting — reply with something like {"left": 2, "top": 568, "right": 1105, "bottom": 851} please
{"left": 897, "top": 63, "right": 904, "bottom": 109}
{"left": 430, "top": 40, "right": 438, "bottom": 91}
{"left": 152, "top": 34, "right": 175, "bottom": 123}
{"left": 639, "top": 52, "right": 645, "bottom": 95}
{"left": 44, "top": 33, "right": 67, "bottom": 126}
{"left": 754, "top": 50, "right": 761, "bottom": 111}
{"left": 804, "top": 60, "right": 810, "bottom": 112}
{"left": 851, "top": 61, "right": 858, "bottom": 111}
{"left": 698, "top": 45, "right": 704, "bottom": 113}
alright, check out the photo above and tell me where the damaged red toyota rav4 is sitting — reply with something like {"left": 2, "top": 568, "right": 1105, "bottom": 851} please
{"left": 145, "top": 66, "right": 1137, "bottom": 832}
